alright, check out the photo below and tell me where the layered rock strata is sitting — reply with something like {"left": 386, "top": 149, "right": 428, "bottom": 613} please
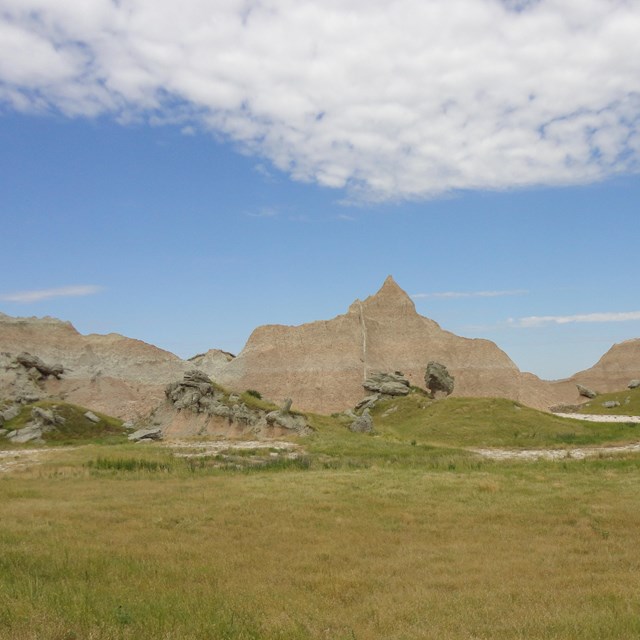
{"left": 216, "top": 277, "right": 564, "bottom": 413}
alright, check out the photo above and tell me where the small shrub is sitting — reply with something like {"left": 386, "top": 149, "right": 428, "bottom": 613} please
{"left": 245, "top": 389, "right": 262, "bottom": 400}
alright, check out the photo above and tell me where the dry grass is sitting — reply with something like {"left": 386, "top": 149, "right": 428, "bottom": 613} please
{"left": 1, "top": 445, "right": 640, "bottom": 639}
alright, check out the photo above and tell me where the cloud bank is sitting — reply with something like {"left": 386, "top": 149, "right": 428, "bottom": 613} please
{"left": 0, "top": 285, "right": 103, "bottom": 303}
{"left": 510, "top": 311, "right": 640, "bottom": 327}
{"left": 2, "top": 0, "right": 640, "bottom": 200}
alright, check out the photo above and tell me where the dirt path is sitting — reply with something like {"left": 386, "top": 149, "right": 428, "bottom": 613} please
{"left": 0, "top": 448, "right": 54, "bottom": 473}
{"left": 166, "top": 439, "right": 300, "bottom": 458}
{"left": 554, "top": 413, "right": 640, "bottom": 423}
{"left": 471, "top": 441, "right": 640, "bottom": 461}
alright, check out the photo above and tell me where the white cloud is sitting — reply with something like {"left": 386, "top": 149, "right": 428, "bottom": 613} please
{"left": 2, "top": 1, "right": 640, "bottom": 199}
{"left": 247, "top": 206, "right": 279, "bottom": 218}
{"left": 0, "top": 285, "right": 103, "bottom": 303}
{"left": 412, "top": 289, "right": 528, "bottom": 299}
{"left": 509, "top": 311, "right": 640, "bottom": 327}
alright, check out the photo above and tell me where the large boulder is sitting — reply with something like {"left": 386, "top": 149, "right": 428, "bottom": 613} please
{"left": 363, "top": 371, "right": 410, "bottom": 396}
{"left": 628, "top": 380, "right": 640, "bottom": 389}
{"left": 576, "top": 384, "right": 597, "bottom": 399}
{"left": 128, "top": 427, "right": 163, "bottom": 442}
{"left": 350, "top": 408, "right": 374, "bottom": 433}
{"left": 16, "top": 352, "right": 64, "bottom": 379}
{"left": 7, "top": 424, "right": 44, "bottom": 444}
{"left": 265, "top": 398, "right": 310, "bottom": 434}
{"left": 425, "top": 361, "right": 455, "bottom": 398}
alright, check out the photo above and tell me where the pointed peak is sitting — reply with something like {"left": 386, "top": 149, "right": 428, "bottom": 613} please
{"left": 380, "top": 275, "right": 402, "bottom": 291}
{"left": 360, "top": 276, "right": 417, "bottom": 315}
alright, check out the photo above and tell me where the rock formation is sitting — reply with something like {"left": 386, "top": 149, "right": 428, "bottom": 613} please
{"left": 576, "top": 384, "right": 597, "bottom": 399}
{"left": 151, "top": 370, "right": 310, "bottom": 438}
{"left": 216, "top": 276, "right": 562, "bottom": 413}
{"left": 425, "top": 361, "right": 455, "bottom": 398}
{"left": 0, "top": 314, "right": 234, "bottom": 420}
{"left": 1, "top": 279, "right": 638, "bottom": 420}
{"left": 350, "top": 408, "right": 374, "bottom": 433}
{"left": 550, "top": 338, "right": 640, "bottom": 403}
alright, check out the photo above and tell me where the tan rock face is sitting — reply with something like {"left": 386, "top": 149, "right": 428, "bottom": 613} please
{"left": 1, "top": 282, "right": 637, "bottom": 419}
{"left": 549, "top": 339, "right": 640, "bottom": 402}
{"left": 216, "top": 276, "right": 556, "bottom": 413}
{"left": 0, "top": 314, "right": 193, "bottom": 419}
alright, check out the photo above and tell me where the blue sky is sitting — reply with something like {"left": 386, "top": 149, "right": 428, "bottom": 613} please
{"left": 1, "top": 0, "right": 639, "bottom": 380}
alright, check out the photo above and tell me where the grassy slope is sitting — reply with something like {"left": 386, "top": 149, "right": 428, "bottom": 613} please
{"left": 309, "top": 392, "right": 640, "bottom": 458}
{"left": 1, "top": 401, "right": 125, "bottom": 446}
{"left": 572, "top": 387, "right": 640, "bottom": 416}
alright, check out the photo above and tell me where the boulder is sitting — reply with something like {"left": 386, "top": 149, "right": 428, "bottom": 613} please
{"left": 2, "top": 404, "right": 20, "bottom": 421}
{"left": 363, "top": 372, "right": 410, "bottom": 396}
{"left": 16, "top": 352, "right": 64, "bottom": 379}
{"left": 576, "top": 384, "right": 597, "bottom": 399}
{"left": 354, "top": 394, "right": 380, "bottom": 412}
{"left": 425, "top": 361, "right": 455, "bottom": 398}
{"left": 265, "top": 398, "right": 310, "bottom": 434}
{"left": 350, "top": 408, "right": 374, "bottom": 433}
{"left": 84, "top": 411, "right": 100, "bottom": 423}
{"left": 31, "top": 406, "right": 60, "bottom": 426}
{"left": 628, "top": 380, "right": 640, "bottom": 389}
{"left": 8, "top": 424, "right": 44, "bottom": 444}
{"left": 602, "top": 400, "right": 621, "bottom": 409}
{"left": 128, "top": 427, "right": 163, "bottom": 442}
{"left": 165, "top": 370, "right": 220, "bottom": 412}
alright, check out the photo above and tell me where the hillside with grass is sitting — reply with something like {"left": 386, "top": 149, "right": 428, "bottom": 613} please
{"left": 1, "top": 400, "right": 126, "bottom": 446}
{"left": 571, "top": 387, "right": 640, "bottom": 416}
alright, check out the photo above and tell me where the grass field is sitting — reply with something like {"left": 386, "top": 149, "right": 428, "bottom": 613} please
{"left": 2, "top": 396, "right": 640, "bottom": 639}
{"left": 572, "top": 387, "right": 640, "bottom": 416}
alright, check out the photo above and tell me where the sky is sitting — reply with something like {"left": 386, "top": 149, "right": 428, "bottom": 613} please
{"left": 1, "top": 0, "right": 639, "bottom": 381}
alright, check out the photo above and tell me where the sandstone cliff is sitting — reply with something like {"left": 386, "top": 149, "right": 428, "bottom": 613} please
{"left": 0, "top": 313, "right": 228, "bottom": 419}
{"left": 216, "top": 277, "right": 561, "bottom": 413}
{"left": 549, "top": 338, "right": 640, "bottom": 401}
{"left": 1, "top": 281, "right": 637, "bottom": 419}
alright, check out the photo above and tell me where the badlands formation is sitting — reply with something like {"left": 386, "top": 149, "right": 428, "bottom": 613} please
{"left": 0, "top": 276, "right": 638, "bottom": 420}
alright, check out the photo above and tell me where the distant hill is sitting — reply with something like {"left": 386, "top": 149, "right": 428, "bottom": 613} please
{"left": 1, "top": 279, "right": 638, "bottom": 418}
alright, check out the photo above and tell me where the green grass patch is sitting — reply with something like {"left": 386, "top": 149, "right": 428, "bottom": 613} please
{"left": 1, "top": 400, "right": 126, "bottom": 447}
{"left": 572, "top": 387, "right": 640, "bottom": 416}
{"left": 367, "top": 394, "right": 640, "bottom": 448}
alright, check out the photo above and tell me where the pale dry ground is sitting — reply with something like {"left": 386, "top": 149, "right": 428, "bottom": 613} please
{"left": 554, "top": 413, "right": 640, "bottom": 423}
{"left": 0, "top": 448, "right": 60, "bottom": 474}
{"left": 5, "top": 432, "right": 640, "bottom": 473}
{"left": 166, "top": 439, "right": 300, "bottom": 457}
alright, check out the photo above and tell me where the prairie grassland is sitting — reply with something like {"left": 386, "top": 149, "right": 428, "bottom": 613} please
{"left": 1, "top": 442, "right": 640, "bottom": 640}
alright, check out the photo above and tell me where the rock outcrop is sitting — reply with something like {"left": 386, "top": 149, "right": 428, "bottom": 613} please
{"left": 1, "top": 280, "right": 638, "bottom": 420}
{"left": 425, "top": 361, "right": 455, "bottom": 398}
{"left": 216, "top": 277, "right": 561, "bottom": 413}
{"left": 576, "top": 384, "right": 597, "bottom": 399}
{"left": 350, "top": 408, "right": 374, "bottom": 433}
{"left": 0, "top": 314, "right": 234, "bottom": 420}
{"left": 550, "top": 339, "right": 640, "bottom": 403}
{"left": 152, "top": 371, "right": 310, "bottom": 438}
{"left": 16, "top": 352, "right": 64, "bottom": 379}
{"left": 362, "top": 371, "right": 411, "bottom": 396}
{"left": 2, "top": 404, "right": 65, "bottom": 444}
